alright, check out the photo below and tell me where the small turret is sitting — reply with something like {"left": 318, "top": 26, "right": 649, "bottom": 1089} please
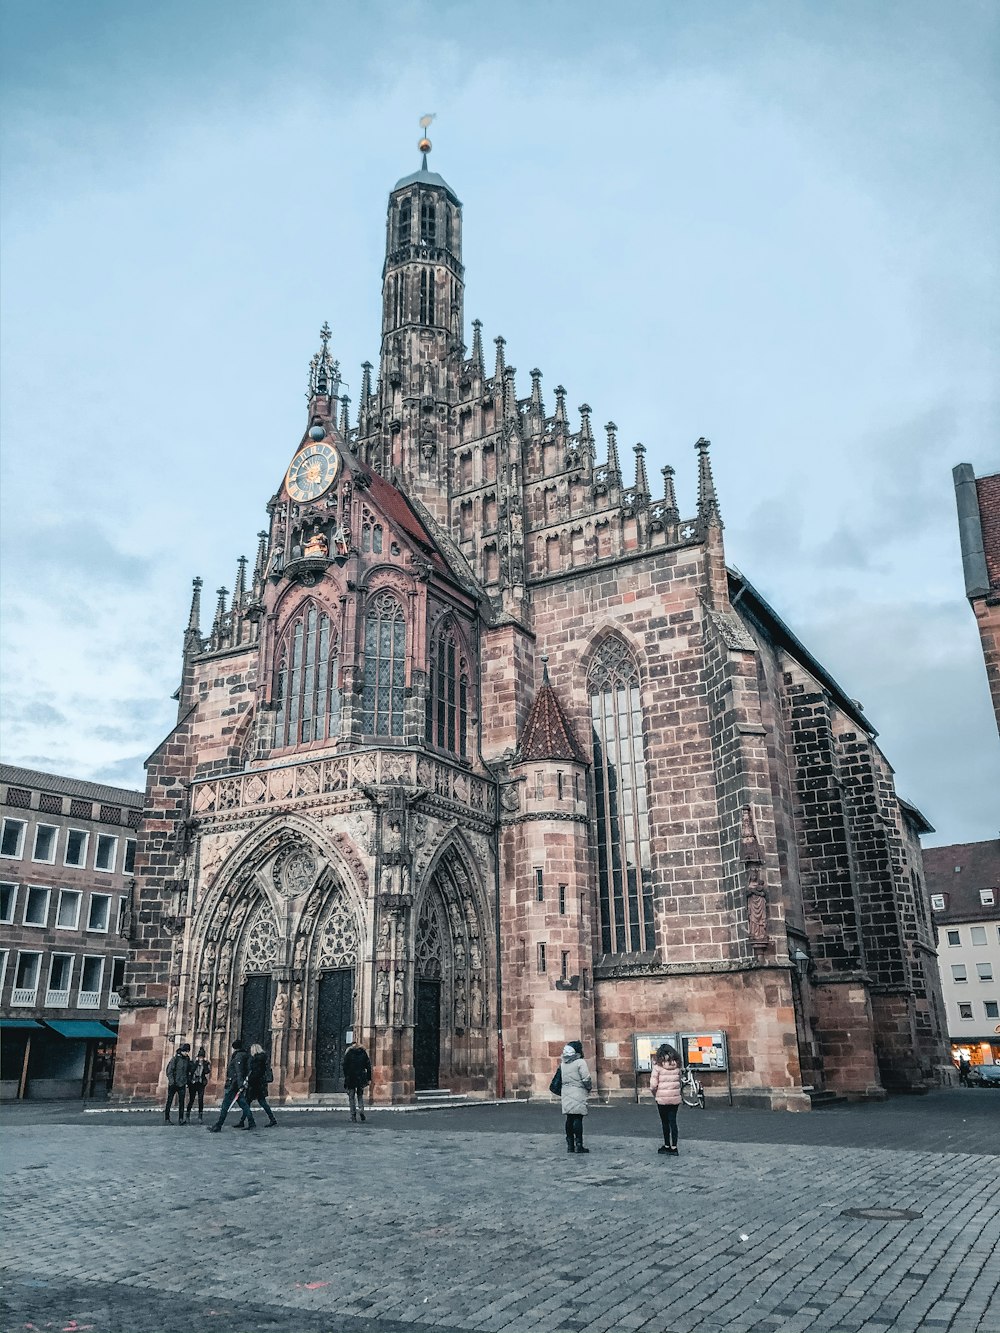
{"left": 696, "top": 436, "right": 722, "bottom": 529}
{"left": 184, "top": 577, "right": 203, "bottom": 656}
{"left": 470, "top": 319, "right": 484, "bottom": 378}
{"left": 604, "top": 420, "right": 621, "bottom": 487}
{"left": 633, "top": 443, "right": 650, "bottom": 504}
{"left": 661, "top": 465, "right": 679, "bottom": 521}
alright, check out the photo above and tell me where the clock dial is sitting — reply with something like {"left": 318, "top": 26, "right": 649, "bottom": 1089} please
{"left": 285, "top": 441, "right": 340, "bottom": 502}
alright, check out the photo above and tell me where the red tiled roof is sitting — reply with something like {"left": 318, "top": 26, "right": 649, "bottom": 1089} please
{"left": 352, "top": 457, "right": 450, "bottom": 577}
{"left": 517, "top": 680, "right": 586, "bottom": 763}
{"left": 924, "top": 839, "right": 1000, "bottom": 921}
{"left": 975, "top": 473, "right": 1000, "bottom": 590}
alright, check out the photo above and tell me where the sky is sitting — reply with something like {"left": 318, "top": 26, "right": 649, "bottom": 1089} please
{"left": 1, "top": 0, "right": 997, "bottom": 846}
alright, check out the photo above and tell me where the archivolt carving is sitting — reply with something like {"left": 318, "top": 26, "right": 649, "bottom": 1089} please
{"left": 243, "top": 903, "right": 281, "bottom": 973}
{"left": 272, "top": 845, "right": 317, "bottom": 900}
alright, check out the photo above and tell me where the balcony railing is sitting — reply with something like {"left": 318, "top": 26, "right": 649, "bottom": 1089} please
{"left": 77, "top": 991, "right": 100, "bottom": 1009}
{"left": 11, "top": 988, "right": 38, "bottom": 1006}
{"left": 46, "top": 989, "right": 71, "bottom": 1007}
{"left": 108, "top": 992, "right": 120, "bottom": 1009}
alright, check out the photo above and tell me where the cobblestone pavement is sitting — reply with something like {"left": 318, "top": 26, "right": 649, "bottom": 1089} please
{"left": 1, "top": 1096, "right": 998, "bottom": 1333}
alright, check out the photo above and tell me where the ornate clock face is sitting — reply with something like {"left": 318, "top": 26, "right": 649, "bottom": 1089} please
{"left": 285, "top": 441, "right": 340, "bottom": 502}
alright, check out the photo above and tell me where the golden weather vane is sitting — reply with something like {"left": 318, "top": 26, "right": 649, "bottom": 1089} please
{"left": 418, "top": 113, "right": 435, "bottom": 155}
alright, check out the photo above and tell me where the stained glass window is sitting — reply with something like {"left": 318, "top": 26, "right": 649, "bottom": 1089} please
{"left": 426, "top": 620, "right": 468, "bottom": 758}
{"left": 589, "top": 638, "right": 654, "bottom": 954}
{"left": 361, "top": 593, "right": 405, "bottom": 736}
{"left": 272, "top": 604, "right": 340, "bottom": 749}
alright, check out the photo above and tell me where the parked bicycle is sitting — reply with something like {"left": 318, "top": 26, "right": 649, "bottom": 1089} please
{"left": 681, "top": 1067, "right": 705, "bottom": 1109}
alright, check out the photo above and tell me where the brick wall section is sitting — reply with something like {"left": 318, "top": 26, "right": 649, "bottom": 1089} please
{"left": 976, "top": 474, "right": 1000, "bottom": 589}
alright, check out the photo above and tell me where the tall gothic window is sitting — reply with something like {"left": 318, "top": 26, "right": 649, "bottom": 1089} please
{"left": 420, "top": 196, "right": 436, "bottom": 244}
{"left": 425, "top": 620, "right": 468, "bottom": 758}
{"left": 272, "top": 605, "right": 340, "bottom": 749}
{"left": 589, "top": 638, "right": 654, "bottom": 954}
{"left": 419, "top": 269, "right": 436, "bottom": 325}
{"left": 361, "top": 593, "right": 406, "bottom": 736}
{"left": 397, "top": 198, "right": 411, "bottom": 248}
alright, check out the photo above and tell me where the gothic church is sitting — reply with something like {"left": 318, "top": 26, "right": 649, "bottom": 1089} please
{"left": 115, "top": 147, "right": 948, "bottom": 1108}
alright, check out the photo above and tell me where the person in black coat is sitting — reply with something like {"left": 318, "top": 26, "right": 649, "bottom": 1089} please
{"left": 185, "top": 1047, "right": 211, "bottom": 1124}
{"left": 206, "top": 1039, "right": 254, "bottom": 1132}
{"left": 237, "top": 1043, "right": 278, "bottom": 1128}
{"left": 343, "top": 1033, "right": 372, "bottom": 1123}
{"left": 163, "top": 1043, "right": 191, "bottom": 1124}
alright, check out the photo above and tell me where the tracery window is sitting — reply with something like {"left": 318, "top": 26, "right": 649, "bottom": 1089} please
{"left": 361, "top": 519, "right": 384, "bottom": 554}
{"left": 426, "top": 619, "right": 468, "bottom": 758}
{"left": 419, "top": 269, "right": 436, "bottom": 325}
{"left": 361, "top": 592, "right": 406, "bottom": 736}
{"left": 272, "top": 604, "right": 340, "bottom": 748}
{"left": 397, "top": 198, "right": 411, "bottom": 248}
{"left": 588, "top": 638, "right": 654, "bottom": 954}
{"left": 420, "top": 196, "right": 436, "bottom": 244}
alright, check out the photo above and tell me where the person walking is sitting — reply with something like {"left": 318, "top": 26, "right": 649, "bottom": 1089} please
{"left": 163, "top": 1042, "right": 192, "bottom": 1125}
{"left": 650, "top": 1042, "right": 683, "bottom": 1155}
{"left": 206, "top": 1039, "right": 254, "bottom": 1132}
{"left": 958, "top": 1056, "right": 971, "bottom": 1087}
{"left": 343, "top": 1031, "right": 372, "bottom": 1123}
{"left": 237, "top": 1043, "right": 278, "bottom": 1128}
{"left": 560, "top": 1040, "right": 592, "bottom": 1154}
{"left": 185, "top": 1047, "right": 211, "bottom": 1123}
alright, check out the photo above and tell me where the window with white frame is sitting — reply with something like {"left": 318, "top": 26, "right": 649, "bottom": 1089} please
{"left": 63, "top": 828, "right": 89, "bottom": 867}
{"left": 78, "top": 956, "right": 104, "bottom": 1006}
{"left": 13, "top": 951, "right": 42, "bottom": 1002}
{"left": 946, "top": 929, "right": 961, "bottom": 946}
{"left": 46, "top": 953, "right": 74, "bottom": 1004}
{"left": 981, "top": 889, "right": 996, "bottom": 906}
{"left": 31, "top": 824, "right": 58, "bottom": 863}
{"left": 94, "top": 835, "right": 118, "bottom": 873}
{"left": 123, "top": 839, "right": 136, "bottom": 874}
{"left": 985, "top": 1001, "right": 999, "bottom": 1020}
{"left": 56, "top": 889, "right": 82, "bottom": 930}
{"left": 957, "top": 1002, "right": 973, "bottom": 1020}
{"left": 977, "top": 963, "right": 994, "bottom": 983}
{"left": 971, "top": 926, "right": 988, "bottom": 946}
{"left": 1, "top": 818, "right": 26, "bottom": 859}
{"left": 0, "top": 948, "right": 8, "bottom": 995}
{"left": 87, "top": 894, "right": 112, "bottom": 933}
{"left": 930, "top": 894, "right": 945, "bottom": 911}
{"left": 951, "top": 964, "right": 968, "bottom": 983}
{"left": 0, "top": 881, "right": 16, "bottom": 924}
{"left": 23, "top": 885, "right": 50, "bottom": 927}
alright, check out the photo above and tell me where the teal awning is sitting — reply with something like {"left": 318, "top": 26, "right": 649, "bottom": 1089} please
{"left": 0, "top": 1019, "right": 43, "bottom": 1030}
{"left": 43, "top": 1021, "right": 118, "bottom": 1040}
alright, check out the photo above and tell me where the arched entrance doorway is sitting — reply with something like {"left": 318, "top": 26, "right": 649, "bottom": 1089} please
{"left": 310, "top": 891, "right": 360, "bottom": 1093}
{"left": 239, "top": 901, "right": 280, "bottom": 1050}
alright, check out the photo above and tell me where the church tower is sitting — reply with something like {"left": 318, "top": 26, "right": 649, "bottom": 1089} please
{"left": 369, "top": 130, "right": 464, "bottom": 526}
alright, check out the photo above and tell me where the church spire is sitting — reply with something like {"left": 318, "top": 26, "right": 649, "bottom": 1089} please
{"left": 493, "top": 335, "right": 506, "bottom": 385}
{"left": 696, "top": 436, "right": 722, "bottom": 528}
{"left": 554, "top": 384, "right": 568, "bottom": 431}
{"left": 232, "top": 556, "right": 247, "bottom": 611}
{"left": 662, "top": 465, "right": 679, "bottom": 520}
{"left": 529, "top": 368, "right": 544, "bottom": 418}
{"left": 184, "top": 577, "right": 203, "bottom": 655}
{"left": 339, "top": 394, "right": 351, "bottom": 436}
{"left": 471, "top": 319, "right": 484, "bottom": 377}
{"left": 633, "top": 443, "right": 650, "bottom": 502}
{"left": 604, "top": 420, "right": 621, "bottom": 486}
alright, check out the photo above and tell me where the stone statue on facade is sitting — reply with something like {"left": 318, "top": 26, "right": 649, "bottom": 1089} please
{"left": 271, "top": 987, "right": 288, "bottom": 1030}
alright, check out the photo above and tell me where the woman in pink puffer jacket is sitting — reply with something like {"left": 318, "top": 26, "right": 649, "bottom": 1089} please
{"left": 650, "top": 1043, "right": 683, "bottom": 1155}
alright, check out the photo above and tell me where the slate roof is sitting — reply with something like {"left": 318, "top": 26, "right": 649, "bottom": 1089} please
{"left": 0, "top": 763, "right": 143, "bottom": 806}
{"left": 517, "top": 678, "right": 586, "bottom": 764}
{"left": 924, "top": 839, "right": 1000, "bottom": 923}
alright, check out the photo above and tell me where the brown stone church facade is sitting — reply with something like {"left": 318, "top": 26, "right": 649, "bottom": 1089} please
{"left": 114, "top": 152, "right": 947, "bottom": 1109}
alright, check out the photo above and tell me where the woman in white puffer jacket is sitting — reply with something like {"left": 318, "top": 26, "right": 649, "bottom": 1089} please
{"left": 559, "top": 1041, "right": 593, "bottom": 1153}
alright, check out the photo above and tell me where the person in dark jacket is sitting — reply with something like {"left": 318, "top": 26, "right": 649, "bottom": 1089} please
{"left": 237, "top": 1043, "right": 278, "bottom": 1128}
{"left": 206, "top": 1039, "right": 254, "bottom": 1132}
{"left": 163, "top": 1043, "right": 192, "bottom": 1124}
{"left": 185, "top": 1047, "right": 211, "bottom": 1124}
{"left": 343, "top": 1032, "right": 372, "bottom": 1123}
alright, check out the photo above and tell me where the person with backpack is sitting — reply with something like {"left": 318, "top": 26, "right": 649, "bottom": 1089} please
{"left": 650, "top": 1042, "right": 683, "bottom": 1155}
{"left": 559, "top": 1040, "right": 593, "bottom": 1154}
{"left": 206, "top": 1039, "right": 253, "bottom": 1132}
{"left": 343, "top": 1032, "right": 373, "bottom": 1123}
{"left": 237, "top": 1042, "right": 278, "bottom": 1128}
{"left": 163, "top": 1042, "right": 192, "bottom": 1125}
{"left": 183, "top": 1047, "right": 211, "bottom": 1123}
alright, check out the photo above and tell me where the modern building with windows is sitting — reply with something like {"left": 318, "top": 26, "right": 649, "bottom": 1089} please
{"left": 924, "top": 840, "right": 1000, "bottom": 1068}
{"left": 0, "top": 765, "right": 141, "bottom": 1099}
{"left": 113, "top": 147, "right": 947, "bottom": 1109}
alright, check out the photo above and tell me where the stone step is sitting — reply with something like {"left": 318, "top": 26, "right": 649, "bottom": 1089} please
{"left": 414, "top": 1089, "right": 468, "bottom": 1102}
{"left": 808, "top": 1089, "right": 847, "bottom": 1107}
